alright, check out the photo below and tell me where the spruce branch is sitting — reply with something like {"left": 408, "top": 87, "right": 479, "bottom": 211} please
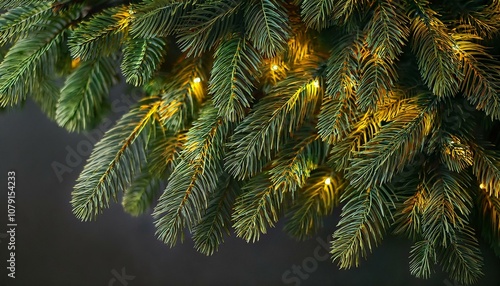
{"left": 470, "top": 140, "right": 500, "bottom": 197}
{"left": 409, "top": 2, "right": 463, "bottom": 97}
{"left": 330, "top": 184, "right": 395, "bottom": 269}
{"left": 154, "top": 103, "right": 231, "bottom": 246}
{"left": 420, "top": 163, "right": 473, "bottom": 248}
{"left": 122, "top": 130, "right": 186, "bottom": 216}
{"left": 177, "top": 0, "right": 241, "bottom": 57}
{"left": 0, "top": 2, "right": 53, "bottom": 45}
{"left": 0, "top": 16, "right": 71, "bottom": 107}
{"left": 244, "top": 0, "right": 291, "bottom": 57}
{"left": 284, "top": 169, "right": 342, "bottom": 240}
{"left": 193, "top": 175, "right": 241, "bottom": 255}
{"left": 347, "top": 92, "right": 437, "bottom": 189}
{"left": 121, "top": 36, "right": 168, "bottom": 86}
{"left": 232, "top": 172, "right": 284, "bottom": 242}
{"left": 364, "top": 0, "right": 409, "bottom": 60}
{"left": 226, "top": 62, "right": 322, "bottom": 179}
{"left": 317, "top": 32, "right": 362, "bottom": 144}
{"left": 300, "top": 0, "right": 335, "bottom": 30}
{"left": 409, "top": 239, "right": 437, "bottom": 279}
{"left": 69, "top": 5, "right": 131, "bottom": 60}
{"left": 56, "top": 56, "right": 118, "bottom": 132}
{"left": 71, "top": 97, "right": 162, "bottom": 221}
{"left": 453, "top": 34, "right": 500, "bottom": 120}
{"left": 130, "top": 0, "right": 191, "bottom": 38}
{"left": 209, "top": 33, "right": 262, "bottom": 122}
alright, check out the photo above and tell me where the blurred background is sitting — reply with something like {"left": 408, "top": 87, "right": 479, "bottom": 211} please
{"left": 1, "top": 84, "right": 499, "bottom": 286}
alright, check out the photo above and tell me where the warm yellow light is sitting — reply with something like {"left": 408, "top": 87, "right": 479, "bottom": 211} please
{"left": 480, "top": 183, "right": 486, "bottom": 189}
{"left": 313, "top": 80, "right": 320, "bottom": 88}
{"left": 193, "top": 77, "right": 201, "bottom": 83}
{"left": 271, "top": 64, "right": 279, "bottom": 71}
{"left": 325, "top": 177, "right": 331, "bottom": 185}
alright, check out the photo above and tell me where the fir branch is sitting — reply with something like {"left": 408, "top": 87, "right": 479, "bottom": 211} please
{"left": 327, "top": 90, "right": 405, "bottom": 172}
{"left": 176, "top": 0, "right": 241, "bottom": 57}
{"left": 121, "top": 36, "right": 167, "bottom": 86}
{"left": 438, "top": 134, "right": 474, "bottom": 173}
{"left": 71, "top": 97, "right": 162, "bottom": 221}
{"left": 470, "top": 140, "right": 500, "bottom": 197}
{"left": 330, "top": 184, "right": 395, "bottom": 268}
{"left": 421, "top": 163, "right": 473, "bottom": 248}
{"left": 154, "top": 103, "right": 231, "bottom": 246}
{"left": 268, "top": 129, "right": 327, "bottom": 195}
{"left": 226, "top": 62, "right": 322, "bottom": 179}
{"left": 69, "top": 5, "right": 131, "bottom": 60}
{"left": 158, "top": 57, "right": 208, "bottom": 131}
{"left": 329, "top": 0, "right": 363, "bottom": 25}
{"left": 409, "top": 239, "right": 437, "bottom": 279}
{"left": 122, "top": 130, "right": 186, "bottom": 216}
{"left": 356, "top": 52, "right": 398, "bottom": 112}
{"left": 130, "top": 0, "right": 191, "bottom": 38}
{"left": 453, "top": 34, "right": 500, "bottom": 120}
{"left": 459, "top": 1, "right": 500, "bottom": 38}
{"left": 56, "top": 56, "right": 118, "bottom": 132}
{"left": 232, "top": 172, "right": 284, "bottom": 242}
{"left": 0, "top": 2, "right": 53, "bottom": 45}
{"left": 364, "top": 0, "right": 408, "bottom": 60}
{"left": 30, "top": 76, "right": 60, "bottom": 121}
{"left": 393, "top": 185, "right": 427, "bottom": 240}
{"left": 327, "top": 112, "right": 380, "bottom": 172}
{"left": 409, "top": 3, "right": 462, "bottom": 97}
{"left": 284, "top": 23, "right": 316, "bottom": 66}
{"left": 347, "top": 93, "right": 437, "bottom": 190}
{"left": 300, "top": 0, "right": 335, "bottom": 30}
{"left": 0, "top": 16, "right": 69, "bottom": 107}
{"left": 440, "top": 226, "right": 484, "bottom": 285}
{"left": 244, "top": 0, "right": 291, "bottom": 57}
{"left": 317, "top": 32, "right": 361, "bottom": 144}
{"left": 0, "top": 0, "right": 52, "bottom": 9}
{"left": 122, "top": 175, "right": 162, "bottom": 217}
{"left": 193, "top": 175, "right": 241, "bottom": 255}
{"left": 284, "top": 169, "right": 342, "bottom": 240}
{"left": 210, "top": 33, "right": 262, "bottom": 122}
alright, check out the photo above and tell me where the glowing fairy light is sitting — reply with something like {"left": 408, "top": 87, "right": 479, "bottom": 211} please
{"left": 271, "top": 64, "right": 279, "bottom": 71}
{"left": 313, "top": 80, "right": 320, "bottom": 88}
{"left": 325, "top": 177, "right": 331, "bottom": 185}
{"left": 193, "top": 77, "right": 201, "bottom": 83}
{"left": 480, "top": 183, "right": 486, "bottom": 189}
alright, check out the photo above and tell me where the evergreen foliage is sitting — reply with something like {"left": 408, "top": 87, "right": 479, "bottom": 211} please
{"left": 2, "top": 0, "right": 500, "bottom": 284}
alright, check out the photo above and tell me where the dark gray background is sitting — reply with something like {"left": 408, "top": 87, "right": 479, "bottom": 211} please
{"left": 1, "top": 88, "right": 499, "bottom": 286}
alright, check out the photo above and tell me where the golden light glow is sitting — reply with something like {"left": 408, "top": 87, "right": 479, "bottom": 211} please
{"left": 271, "top": 64, "right": 279, "bottom": 71}
{"left": 193, "top": 77, "right": 201, "bottom": 83}
{"left": 325, "top": 177, "right": 331, "bottom": 185}
{"left": 71, "top": 57, "right": 81, "bottom": 69}
{"left": 313, "top": 80, "right": 320, "bottom": 88}
{"left": 480, "top": 183, "right": 486, "bottom": 189}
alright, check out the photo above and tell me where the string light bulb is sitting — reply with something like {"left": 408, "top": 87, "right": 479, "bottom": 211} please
{"left": 324, "top": 177, "right": 331, "bottom": 185}
{"left": 480, "top": 183, "right": 486, "bottom": 189}
{"left": 193, "top": 77, "right": 201, "bottom": 83}
{"left": 271, "top": 64, "right": 279, "bottom": 71}
{"left": 313, "top": 80, "right": 320, "bottom": 88}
